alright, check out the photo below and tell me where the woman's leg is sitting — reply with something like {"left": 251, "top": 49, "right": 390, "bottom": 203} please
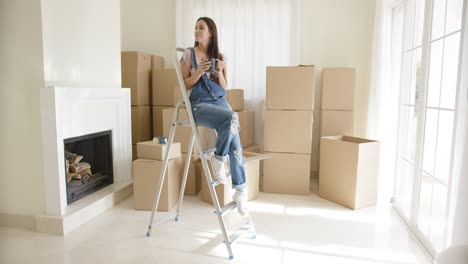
{"left": 192, "top": 102, "right": 249, "bottom": 216}
{"left": 228, "top": 134, "right": 246, "bottom": 191}
{"left": 191, "top": 102, "right": 238, "bottom": 161}
{"left": 229, "top": 134, "right": 249, "bottom": 216}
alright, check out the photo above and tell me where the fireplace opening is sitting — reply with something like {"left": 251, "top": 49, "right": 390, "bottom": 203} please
{"left": 64, "top": 130, "right": 113, "bottom": 204}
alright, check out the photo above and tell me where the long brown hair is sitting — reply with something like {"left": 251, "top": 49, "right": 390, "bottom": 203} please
{"left": 194, "top": 17, "right": 221, "bottom": 60}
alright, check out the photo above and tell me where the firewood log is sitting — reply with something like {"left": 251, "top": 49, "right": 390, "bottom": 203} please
{"left": 69, "top": 173, "right": 79, "bottom": 181}
{"left": 84, "top": 168, "right": 92, "bottom": 176}
{"left": 65, "top": 151, "right": 83, "bottom": 164}
{"left": 70, "top": 162, "right": 91, "bottom": 173}
{"left": 66, "top": 172, "right": 74, "bottom": 183}
{"left": 73, "top": 155, "right": 83, "bottom": 164}
{"left": 66, "top": 160, "right": 70, "bottom": 173}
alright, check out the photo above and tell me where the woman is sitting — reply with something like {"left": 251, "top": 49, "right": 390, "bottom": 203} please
{"left": 180, "top": 17, "right": 248, "bottom": 217}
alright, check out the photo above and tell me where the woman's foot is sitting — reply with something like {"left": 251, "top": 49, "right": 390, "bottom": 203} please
{"left": 233, "top": 190, "right": 249, "bottom": 217}
{"left": 210, "top": 156, "right": 227, "bottom": 184}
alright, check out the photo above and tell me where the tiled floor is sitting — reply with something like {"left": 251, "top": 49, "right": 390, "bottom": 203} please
{"left": 0, "top": 185, "right": 431, "bottom": 264}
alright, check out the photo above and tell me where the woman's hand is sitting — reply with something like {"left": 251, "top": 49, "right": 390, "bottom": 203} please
{"left": 195, "top": 58, "right": 211, "bottom": 76}
{"left": 216, "top": 59, "right": 225, "bottom": 72}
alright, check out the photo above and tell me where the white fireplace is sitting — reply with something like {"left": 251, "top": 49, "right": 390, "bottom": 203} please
{"left": 37, "top": 86, "right": 132, "bottom": 235}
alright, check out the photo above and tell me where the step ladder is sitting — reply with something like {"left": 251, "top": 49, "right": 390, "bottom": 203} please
{"left": 145, "top": 47, "right": 256, "bottom": 260}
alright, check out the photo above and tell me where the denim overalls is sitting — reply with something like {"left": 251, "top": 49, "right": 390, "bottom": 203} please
{"left": 188, "top": 48, "right": 246, "bottom": 191}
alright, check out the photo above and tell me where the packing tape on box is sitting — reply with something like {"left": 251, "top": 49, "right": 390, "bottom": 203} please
{"left": 153, "top": 137, "right": 168, "bottom": 144}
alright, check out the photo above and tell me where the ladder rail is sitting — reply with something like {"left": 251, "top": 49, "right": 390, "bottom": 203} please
{"left": 174, "top": 131, "right": 195, "bottom": 220}
{"left": 146, "top": 106, "right": 179, "bottom": 235}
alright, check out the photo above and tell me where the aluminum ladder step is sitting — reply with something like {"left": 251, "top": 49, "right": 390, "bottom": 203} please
{"left": 211, "top": 173, "right": 231, "bottom": 187}
{"left": 225, "top": 224, "right": 255, "bottom": 245}
{"left": 173, "top": 121, "right": 191, "bottom": 127}
{"left": 219, "top": 201, "right": 237, "bottom": 216}
{"left": 193, "top": 148, "right": 217, "bottom": 159}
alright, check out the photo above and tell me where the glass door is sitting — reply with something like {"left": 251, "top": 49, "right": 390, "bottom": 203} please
{"left": 392, "top": 0, "right": 465, "bottom": 257}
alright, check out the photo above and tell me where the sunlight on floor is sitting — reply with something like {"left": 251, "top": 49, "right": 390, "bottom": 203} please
{"left": 248, "top": 200, "right": 392, "bottom": 225}
{"left": 0, "top": 194, "right": 431, "bottom": 264}
{"left": 248, "top": 201, "right": 286, "bottom": 214}
{"left": 280, "top": 242, "right": 418, "bottom": 263}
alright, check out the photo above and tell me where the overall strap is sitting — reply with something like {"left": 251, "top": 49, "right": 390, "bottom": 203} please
{"left": 187, "top": 47, "right": 225, "bottom": 102}
{"left": 190, "top": 47, "right": 210, "bottom": 91}
{"left": 189, "top": 47, "right": 198, "bottom": 69}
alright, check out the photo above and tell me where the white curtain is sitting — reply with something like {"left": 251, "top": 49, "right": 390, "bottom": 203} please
{"left": 366, "top": 0, "right": 398, "bottom": 206}
{"left": 176, "top": 0, "right": 300, "bottom": 148}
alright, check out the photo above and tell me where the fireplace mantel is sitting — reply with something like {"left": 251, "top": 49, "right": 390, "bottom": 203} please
{"left": 37, "top": 86, "right": 132, "bottom": 235}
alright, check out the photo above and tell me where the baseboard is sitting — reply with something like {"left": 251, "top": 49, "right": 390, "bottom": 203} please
{"left": 0, "top": 213, "right": 36, "bottom": 231}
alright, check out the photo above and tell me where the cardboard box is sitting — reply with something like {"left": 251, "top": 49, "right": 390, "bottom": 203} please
{"left": 227, "top": 89, "right": 244, "bottom": 111}
{"left": 131, "top": 106, "right": 152, "bottom": 144}
{"left": 244, "top": 152, "right": 270, "bottom": 200}
{"left": 319, "top": 135, "right": 380, "bottom": 209}
{"left": 199, "top": 159, "right": 233, "bottom": 206}
{"left": 263, "top": 152, "right": 311, "bottom": 195}
{"left": 264, "top": 110, "right": 313, "bottom": 154}
{"left": 151, "top": 55, "right": 164, "bottom": 72}
{"left": 266, "top": 66, "right": 315, "bottom": 110}
{"left": 151, "top": 56, "right": 165, "bottom": 96}
{"left": 243, "top": 144, "right": 262, "bottom": 176}
{"left": 243, "top": 144, "right": 260, "bottom": 153}
{"left": 237, "top": 111, "right": 255, "bottom": 148}
{"left": 152, "top": 69, "right": 178, "bottom": 106}
{"left": 173, "top": 85, "right": 184, "bottom": 107}
{"left": 199, "top": 152, "right": 267, "bottom": 205}
{"left": 182, "top": 154, "right": 200, "bottom": 196}
{"left": 321, "top": 68, "right": 355, "bottom": 110}
{"left": 137, "top": 141, "right": 181, "bottom": 161}
{"left": 121, "top": 51, "right": 152, "bottom": 106}
{"left": 320, "top": 110, "right": 354, "bottom": 137}
{"left": 162, "top": 108, "right": 214, "bottom": 153}
{"left": 133, "top": 158, "right": 182, "bottom": 211}
{"left": 132, "top": 144, "right": 137, "bottom": 161}
{"left": 152, "top": 106, "right": 167, "bottom": 137}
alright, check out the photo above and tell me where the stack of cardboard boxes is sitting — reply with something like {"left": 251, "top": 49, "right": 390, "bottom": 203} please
{"left": 121, "top": 51, "right": 164, "bottom": 160}
{"left": 320, "top": 68, "right": 355, "bottom": 137}
{"left": 318, "top": 67, "right": 381, "bottom": 210}
{"left": 133, "top": 141, "right": 182, "bottom": 211}
{"left": 125, "top": 52, "right": 265, "bottom": 205}
{"left": 152, "top": 67, "right": 178, "bottom": 139}
{"left": 226, "top": 89, "right": 257, "bottom": 151}
{"left": 152, "top": 67, "right": 217, "bottom": 157}
{"left": 150, "top": 62, "right": 208, "bottom": 197}
{"left": 123, "top": 50, "right": 204, "bottom": 201}
{"left": 263, "top": 66, "right": 315, "bottom": 195}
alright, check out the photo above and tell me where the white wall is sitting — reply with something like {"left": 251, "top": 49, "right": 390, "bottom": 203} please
{"left": 300, "top": 0, "right": 376, "bottom": 171}
{"left": 121, "top": 0, "right": 176, "bottom": 68}
{"left": 0, "top": 0, "right": 122, "bottom": 218}
{"left": 0, "top": 0, "right": 46, "bottom": 215}
{"left": 41, "top": 0, "right": 122, "bottom": 88}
